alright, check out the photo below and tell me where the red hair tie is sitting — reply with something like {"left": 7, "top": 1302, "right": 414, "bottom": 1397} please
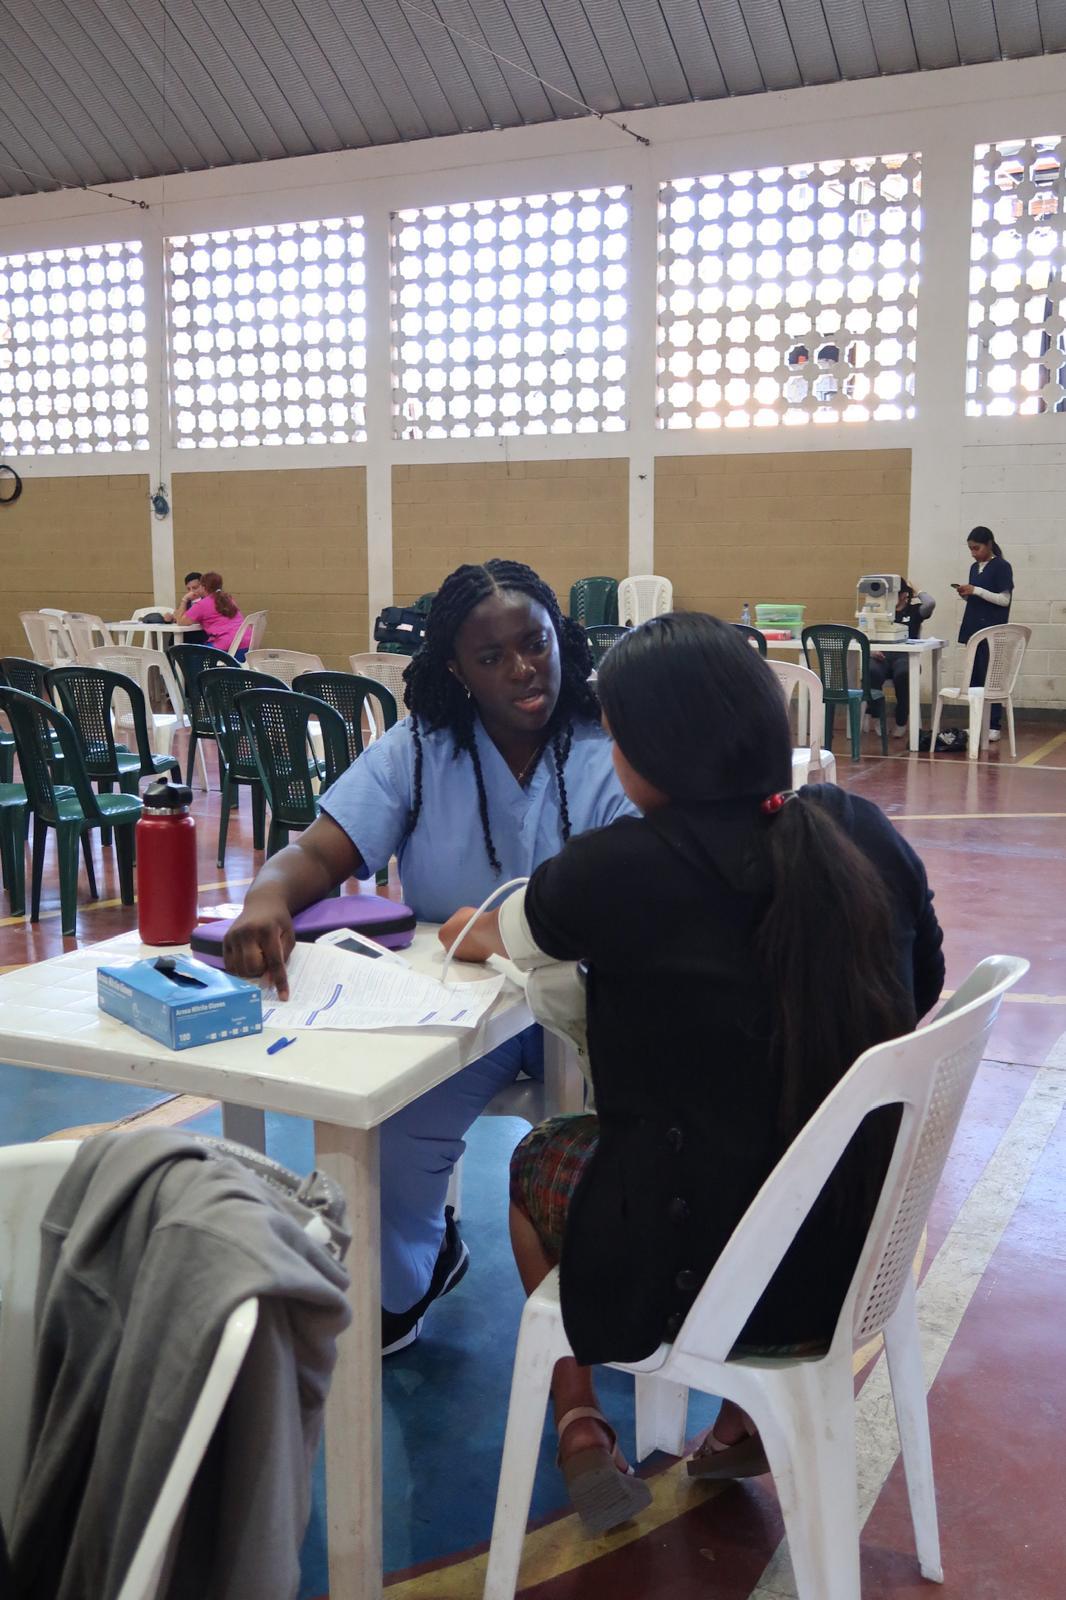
{"left": 760, "top": 790, "right": 796, "bottom": 815}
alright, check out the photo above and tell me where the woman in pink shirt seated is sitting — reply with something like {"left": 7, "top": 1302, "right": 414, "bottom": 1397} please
{"left": 175, "top": 572, "right": 252, "bottom": 659}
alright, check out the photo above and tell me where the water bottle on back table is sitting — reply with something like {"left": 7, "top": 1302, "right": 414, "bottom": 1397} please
{"left": 740, "top": 602, "right": 752, "bottom": 626}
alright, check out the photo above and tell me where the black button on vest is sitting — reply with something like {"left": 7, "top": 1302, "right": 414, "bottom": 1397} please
{"left": 665, "top": 1126, "right": 683, "bottom": 1153}
{"left": 668, "top": 1196, "right": 690, "bottom": 1225}
{"left": 675, "top": 1268, "right": 701, "bottom": 1294}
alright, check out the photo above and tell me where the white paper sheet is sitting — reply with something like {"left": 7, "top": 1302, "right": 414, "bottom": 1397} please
{"left": 260, "top": 941, "right": 504, "bottom": 1032}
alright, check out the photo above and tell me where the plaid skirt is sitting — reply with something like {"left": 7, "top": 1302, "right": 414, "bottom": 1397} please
{"left": 509, "top": 1113, "right": 599, "bottom": 1262}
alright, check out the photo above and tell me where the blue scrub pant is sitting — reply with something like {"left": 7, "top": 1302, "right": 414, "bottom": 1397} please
{"left": 379, "top": 1024, "right": 544, "bottom": 1313}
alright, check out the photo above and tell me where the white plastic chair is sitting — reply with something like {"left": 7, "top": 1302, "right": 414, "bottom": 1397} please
{"left": 930, "top": 624, "right": 1030, "bottom": 760}
{"left": 617, "top": 575, "right": 673, "bottom": 627}
{"left": 350, "top": 652, "right": 410, "bottom": 738}
{"left": 236, "top": 610, "right": 268, "bottom": 655}
{"left": 87, "top": 645, "right": 184, "bottom": 764}
{"left": 247, "top": 648, "right": 325, "bottom": 687}
{"left": 768, "top": 659, "right": 837, "bottom": 786}
{"left": 0, "top": 1139, "right": 258, "bottom": 1600}
{"left": 20, "top": 611, "right": 72, "bottom": 666}
{"left": 62, "top": 613, "right": 115, "bottom": 662}
{"left": 482, "top": 953, "right": 1028, "bottom": 1600}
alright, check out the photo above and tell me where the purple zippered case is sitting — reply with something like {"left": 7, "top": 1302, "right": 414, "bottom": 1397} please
{"left": 190, "top": 895, "right": 417, "bottom": 968}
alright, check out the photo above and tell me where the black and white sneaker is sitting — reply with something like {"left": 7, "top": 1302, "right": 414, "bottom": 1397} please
{"left": 381, "top": 1206, "right": 470, "bottom": 1356}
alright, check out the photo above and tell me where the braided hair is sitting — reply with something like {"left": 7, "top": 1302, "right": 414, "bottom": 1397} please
{"left": 400, "top": 560, "right": 599, "bottom": 873}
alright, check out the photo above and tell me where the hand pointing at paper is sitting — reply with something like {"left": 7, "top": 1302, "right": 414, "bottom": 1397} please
{"left": 223, "top": 816, "right": 367, "bottom": 1003}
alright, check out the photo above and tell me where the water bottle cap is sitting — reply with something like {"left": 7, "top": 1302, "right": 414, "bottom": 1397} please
{"left": 143, "top": 778, "right": 194, "bottom": 810}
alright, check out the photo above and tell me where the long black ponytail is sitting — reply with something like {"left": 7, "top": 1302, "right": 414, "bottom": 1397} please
{"left": 598, "top": 613, "right": 915, "bottom": 1143}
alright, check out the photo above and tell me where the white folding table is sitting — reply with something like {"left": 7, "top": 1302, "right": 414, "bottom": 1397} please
{"left": 106, "top": 620, "right": 201, "bottom": 652}
{"left": 0, "top": 928, "right": 579, "bottom": 1600}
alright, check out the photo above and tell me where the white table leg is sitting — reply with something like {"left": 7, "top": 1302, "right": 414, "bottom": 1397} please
{"left": 221, "top": 1102, "right": 266, "bottom": 1150}
{"left": 908, "top": 654, "right": 921, "bottom": 752}
{"left": 796, "top": 680, "right": 809, "bottom": 750}
{"left": 315, "top": 1120, "right": 383, "bottom": 1600}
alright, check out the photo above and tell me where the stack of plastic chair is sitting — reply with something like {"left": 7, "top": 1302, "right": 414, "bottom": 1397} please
{"left": 200, "top": 669, "right": 287, "bottom": 867}
{"left": 19, "top": 613, "right": 61, "bottom": 667}
{"left": 481, "top": 955, "right": 1027, "bottom": 1600}
{"left": 166, "top": 644, "right": 235, "bottom": 790}
{"left": 767, "top": 659, "right": 837, "bottom": 786}
{"left": 617, "top": 575, "right": 673, "bottom": 626}
{"left": 246, "top": 648, "right": 324, "bottom": 687}
{"left": 238, "top": 688, "right": 350, "bottom": 856}
{"left": 349, "top": 653, "right": 409, "bottom": 738}
{"left": 0, "top": 686, "right": 141, "bottom": 937}
{"left": 569, "top": 577, "right": 618, "bottom": 627}
{"left": 802, "top": 623, "right": 887, "bottom": 760}
{"left": 930, "top": 623, "right": 1030, "bottom": 760}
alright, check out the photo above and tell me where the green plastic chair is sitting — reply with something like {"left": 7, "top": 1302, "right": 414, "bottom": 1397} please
{"left": 569, "top": 577, "right": 619, "bottom": 627}
{"left": 0, "top": 686, "right": 141, "bottom": 937}
{"left": 48, "top": 666, "right": 180, "bottom": 848}
{"left": 0, "top": 779, "right": 28, "bottom": 915}
{"left": 200, "top": 669, "right": 288, "bottom": 868}
{"left": 292, "top": 671, "right": 398, "bottom": 764}
{"left": 167, "top": 643, "right": 235, "bottom": 789}
{"left": 802, "top": 624, "right": 887, "bottom": 760}
{"left": 585, "top": 624, "right": 628, "bottom": 668}
{"left": 237, "top": 688, "right": 351, "bottom": 857}
{"left": 0, "top": 657, "right": 51, "bottom": 699}
{"left": 0, "top": 729, "right": 13, "bottom": 785}
{"left": 734, "top": 623, "right": 768, "bottom": 657}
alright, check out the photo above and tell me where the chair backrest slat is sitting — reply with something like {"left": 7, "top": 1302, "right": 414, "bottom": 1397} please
{"left": 348, "top": 654, "right": 409, "bottom": 736}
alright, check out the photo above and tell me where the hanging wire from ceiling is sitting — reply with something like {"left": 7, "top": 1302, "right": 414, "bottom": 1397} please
{"left": 0, "top": 153, "right": 150, "bottom": 209}
{"left": 396, "top": 0, "right": 652, "bottom": 146}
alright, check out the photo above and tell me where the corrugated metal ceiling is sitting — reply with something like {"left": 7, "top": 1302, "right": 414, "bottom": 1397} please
{"left": 0, "top": 0, "right": 1063, "bottom": 199}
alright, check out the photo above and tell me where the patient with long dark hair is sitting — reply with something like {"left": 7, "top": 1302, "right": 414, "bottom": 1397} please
{"left": 442, "top": 612, "right": 944, "bottom": 1534}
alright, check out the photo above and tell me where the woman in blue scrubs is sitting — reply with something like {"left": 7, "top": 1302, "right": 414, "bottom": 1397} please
{"left": 224, "top": 560, "right": 634, "bottom": 1352}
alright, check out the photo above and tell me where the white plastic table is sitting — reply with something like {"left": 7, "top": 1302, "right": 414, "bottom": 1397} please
{"left": 0, "top": 928, "right": 575, "bottom": 1600}
{"left": 106, "top": 620, "right": 201, "bottom": 652}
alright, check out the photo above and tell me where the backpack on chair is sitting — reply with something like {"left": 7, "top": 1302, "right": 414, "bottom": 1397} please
{"left": 372, "top": 607, "right": 427, "bottom": 655}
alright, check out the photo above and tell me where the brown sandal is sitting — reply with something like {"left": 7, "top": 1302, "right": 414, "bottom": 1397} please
{"left": 556, "top": 1407, "right": 653, "bottom": 1536}
{"left": 686, "top": 1425, "right": 769, "bottom": 1481}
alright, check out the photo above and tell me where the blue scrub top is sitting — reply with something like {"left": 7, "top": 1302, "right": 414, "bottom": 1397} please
{"left": 319, "top": 714, "right": 637, "bottom": 924}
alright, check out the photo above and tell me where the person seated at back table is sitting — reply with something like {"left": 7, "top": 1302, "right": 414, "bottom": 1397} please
{"left": 166, "top": 571, "right": 206, "bottom": 643}
{"left": 866, "top": 579, "right": 936, "bottom": 738}
{"left": 222, "top": 560, "right": 637, "bottom": 1354}
{"left": 174, "top": 571, "right": 252, "bottom": 659}
{"left": 443, "top": 613, "right": 944, "bottom": 1533}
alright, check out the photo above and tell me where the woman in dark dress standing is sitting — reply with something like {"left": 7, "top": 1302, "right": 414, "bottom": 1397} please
{"left": 444, "top": 613, "right": 944, "bottom": 1534}
{"left": 953, "top": 526, "right": 1014, "bottom": 738}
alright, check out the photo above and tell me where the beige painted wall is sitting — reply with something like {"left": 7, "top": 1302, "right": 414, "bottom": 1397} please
{"left": 0, "top": 474, "right": 152, "bottom": 659}
{"left": 172, "top": 468, "right": 368, "bottom": 669}
{"left": 655, "top": 450, "right": 911, "bottom": 629}
{"left": 392, "top": 459, "right": 628, "bottom": 613}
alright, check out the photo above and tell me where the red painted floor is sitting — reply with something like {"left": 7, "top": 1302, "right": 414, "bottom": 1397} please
{"left": 2, "top": 721, "right": 1064, "bottom": 1600}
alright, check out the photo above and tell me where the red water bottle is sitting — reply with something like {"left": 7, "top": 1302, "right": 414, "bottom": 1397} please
{"left": 136, "top": 779, "right": 198, "bottom": 945}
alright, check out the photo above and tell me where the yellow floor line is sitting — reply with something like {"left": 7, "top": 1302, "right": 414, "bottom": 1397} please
{"left": 0, "top": 875, "right": 251, "bottom": 929}
{"left": 893, "top": 811, "right": 1066, "bottom": 821}
{"left": 1018, "top": 731, "right": 1066, "bottom": 767}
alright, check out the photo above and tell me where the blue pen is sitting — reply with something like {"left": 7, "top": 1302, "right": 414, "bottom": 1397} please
{"left": 266, "top": 1035, "right": 297, "bottom": 1055}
